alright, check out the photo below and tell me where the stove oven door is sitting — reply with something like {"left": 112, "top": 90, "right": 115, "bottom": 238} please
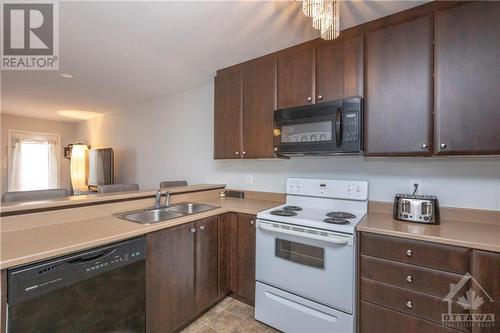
{"left": 256, "top": 219, "right": 355, "bottom": 314}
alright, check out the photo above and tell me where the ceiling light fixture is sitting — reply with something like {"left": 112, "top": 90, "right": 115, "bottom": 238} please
{"left": 61, "top": 73, "right": 74, "bottom": 79}
{"left": 299, "top": 0, "right": 340, "bottom": 40}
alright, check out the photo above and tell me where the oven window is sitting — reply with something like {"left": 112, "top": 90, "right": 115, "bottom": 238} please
{"left": 281, "top": 121, "right": 332, "bottom": 143}
{"left": 275, "top": 239, "right": 325, "bottom": 269}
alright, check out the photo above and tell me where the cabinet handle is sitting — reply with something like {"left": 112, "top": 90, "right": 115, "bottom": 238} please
{"left": 318, "top": 95, "right": 323, "bottom": 100}
{"left": 406, "top": 300, "right": 413, "bottom": 309}
{"left": 421, "top": 143, "right": 428, "bottom": 150}
{"left": 190, "top": 228, "right": 196, "bottom": 233}
{"left": 406, "top": 275, "right": 413, "bottom": 283}
{"left": 242, "top": 151, "right": 247, "bottom": 155}
{"left": 307, "top": 97, "right": 312, "bottom": 102}
{"left": 250, "top": 220, "right": 255, "bottom": 225}
{"left": 199, "top": 225, "right": 205, "bottom": 231}
{"left": 235, "top": 151, "right": 240, "bottom": 156}
{"left": 273, "top": 147, "right": 278, "bottom": 152}
{"left": 440, "top": 143, "right": 447, "bottom": 149}
{"left": 406, "top": 249, "right": 413, "bottom": 257}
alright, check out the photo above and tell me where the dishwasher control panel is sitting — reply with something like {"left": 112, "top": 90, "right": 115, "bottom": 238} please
{"left": 7, "top": 237, "right": 146, "bottom": 305}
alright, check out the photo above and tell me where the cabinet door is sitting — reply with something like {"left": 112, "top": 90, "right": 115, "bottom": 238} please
{"left": 214, "top": 70, "right": 242, "bottom": 159}
{"left": 316, "top": 33, "right": 363, "bottom": 103}
{"left": 218, "top": 213, "right": 232, "bottom": 298}
{"left": 146, "top": 222, "right": 196, "bottom": 333}
{"left": 435, "top": 2, "right": 500, "bottom": 155}
{"left": 277, "top": 47, "right": 315, "bottom": 109}
{"left": 242, "top": 58, "right": 277, "bottom": 158}
{"left": 195, "top": 216, "right": 219, "bottom": 312}
{"left": 236, "top": 213, "right": 257, "bottom": 304}
{"left": 472, "top": 250, "right": 500, "bottom": 333}
{"left": 365, "top": 14, "right": 433, "bottom": 156}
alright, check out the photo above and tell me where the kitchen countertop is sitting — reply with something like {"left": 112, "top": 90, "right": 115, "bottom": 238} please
{"left": 357, "top": 211, "right": 500, "bottom": 253}
{"left": 0, "top": 184, "right": 226, "bottom": 215}
{"left": 0, "top": 196, "right": 283, "bottom": 269}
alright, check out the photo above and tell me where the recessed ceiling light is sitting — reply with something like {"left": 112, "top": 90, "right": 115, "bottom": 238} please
{"left": 61, "top": 73, "right": 74, "bottom": 79}
{"left": 58, "top": 110, "right": 103, "bottom": 120}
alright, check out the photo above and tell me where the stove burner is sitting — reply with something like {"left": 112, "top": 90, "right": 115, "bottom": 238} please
{"left": 323, "top": 218, "right": 351, "bottom": 225}
{"left": 271, "top": 210, "right": 298, "bottom": 217}
{"left": 283, "top": 206, "right": 302, "bottom": 211}
{"left": 326, "top": 211, "right": 356, "bottom": 219}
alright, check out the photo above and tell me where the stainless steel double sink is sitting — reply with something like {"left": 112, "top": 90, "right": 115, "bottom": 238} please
{"left": 117, "top": 202, "right": 218, "bottom": 225}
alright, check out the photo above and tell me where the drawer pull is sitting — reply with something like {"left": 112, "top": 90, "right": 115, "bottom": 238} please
{"left": 406, "top": 249, "right": 413, "bottom": 257}
{"left": 406, "top": 300, "right": 413, "bottom": 309}
{"left": 406, "top": 275, "right": 413, "bottom": 283}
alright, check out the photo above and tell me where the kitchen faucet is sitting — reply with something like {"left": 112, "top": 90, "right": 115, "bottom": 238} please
{"left": 154, "top": 189, "right": 171, "bottom": 208}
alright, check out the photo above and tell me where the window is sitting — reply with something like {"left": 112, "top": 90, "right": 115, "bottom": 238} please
{"left": 8, "top": 131, "right": 61, "bottom": 192}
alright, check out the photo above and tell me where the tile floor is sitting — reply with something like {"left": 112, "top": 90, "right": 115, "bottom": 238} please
{"left": 181, "top": 296, "right": 280, "bottom": 333}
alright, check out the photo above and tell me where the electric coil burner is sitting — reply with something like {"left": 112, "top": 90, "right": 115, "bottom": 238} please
{"left": 282, "top": 206, "right": 302, "bottom": 211}
{"left": 270, "top": 210, "right": 298, "bottom": 217}
{"left": 323, "top": 217, "right": 350, "bottom": 225}
{"left": 326, "top": 212, "right": 356, "bottom": 219}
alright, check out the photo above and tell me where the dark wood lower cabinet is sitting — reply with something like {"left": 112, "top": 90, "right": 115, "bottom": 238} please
{"left": 146, "top": 213, "right": 257, "bottom": 332}
{"left": 231, "top": 213, "right": 257, "bottom": 305}
{"left": 360, "top": 232, "right": 500, "bottom": 333}
{"left": 195, "top": 216, "right": 220, "bottom": 312}
{"left": 360, "top": 301, "right": 461, "bottom": 333}
{"left": 218, "top": 213, "right": 232, "bottom": 297}
{"left": 146, "top": 222, "right": 196, "bottom": 333}
{"left": 471, "top": 250, "right": 500, "bottom": 333}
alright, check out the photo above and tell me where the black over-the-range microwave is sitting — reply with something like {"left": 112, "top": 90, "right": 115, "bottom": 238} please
{"left": 273, "top": 96, "right": 363, "bottom": 156}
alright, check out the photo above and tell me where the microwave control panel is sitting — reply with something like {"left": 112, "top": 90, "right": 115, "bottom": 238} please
{"left": 342, "top": 112, "right": 359, "bottom": 142}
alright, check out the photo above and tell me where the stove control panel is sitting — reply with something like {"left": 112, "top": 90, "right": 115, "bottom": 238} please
{"left": 287, "top": 178, "right": 368, "bottom": 201}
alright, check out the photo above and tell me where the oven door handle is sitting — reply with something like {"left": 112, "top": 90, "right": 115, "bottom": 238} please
{"left": 257, "top": 221, "right": 352, "bottom": 246}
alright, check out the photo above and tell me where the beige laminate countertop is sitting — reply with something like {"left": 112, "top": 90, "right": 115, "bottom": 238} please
{"left": 357, "top": 212, "right": 500, "bottom": 253}
{"left": 0, "top": 184, "right": 226, "bottom": 215}
{"left": 0, "top": 197, "right": 282, "bottom": 269}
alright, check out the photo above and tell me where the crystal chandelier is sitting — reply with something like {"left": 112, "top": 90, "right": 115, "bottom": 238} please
{"left": 299, "top": 0, "right": 340, "bottom": 40}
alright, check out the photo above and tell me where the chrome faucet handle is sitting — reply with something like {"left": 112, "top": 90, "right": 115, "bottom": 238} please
{"left": 165, "top": 191, "right": 171, "bottom": 207}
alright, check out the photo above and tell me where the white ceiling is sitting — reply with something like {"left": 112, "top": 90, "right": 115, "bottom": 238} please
{"left": 1, "top": 1, "right": 427, "bottom": 122}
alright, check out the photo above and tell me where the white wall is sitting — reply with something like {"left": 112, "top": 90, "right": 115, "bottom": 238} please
{"left": 77, "top": 84, "right": 500, "bottom": 211}
{"left": 1, "top": 114, "right": 77, "bottom": 194}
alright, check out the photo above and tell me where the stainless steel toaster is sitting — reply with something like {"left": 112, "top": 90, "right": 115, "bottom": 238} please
{"left": 393, "top": 194, "right": 440, "bottom": 224}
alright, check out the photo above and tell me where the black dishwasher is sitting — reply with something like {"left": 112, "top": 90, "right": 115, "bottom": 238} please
{"left": 7, "top": 237, "right": 146, "bottom": 333}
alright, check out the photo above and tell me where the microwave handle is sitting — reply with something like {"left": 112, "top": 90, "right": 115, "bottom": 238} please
{"left": 335, "top": 107, "right": 342, "bottom": 147}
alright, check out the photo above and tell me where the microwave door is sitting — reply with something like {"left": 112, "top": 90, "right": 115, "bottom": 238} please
{"left": 275, "top": 114, "right": 340, "bottom": 155}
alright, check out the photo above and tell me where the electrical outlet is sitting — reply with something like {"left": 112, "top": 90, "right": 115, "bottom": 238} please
{"left": 246, "top": 175, "right": 253, "bottom": 185}
{"left": 410, "top": 180, "right": 422, "bottom": 195}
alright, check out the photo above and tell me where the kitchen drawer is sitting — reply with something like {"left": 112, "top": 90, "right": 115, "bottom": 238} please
{"left": 360, "top": 232, "right": 471, "bottom": 274}
{"left": 360, "top": 254, "right": 467, "bottom": 298}
{"left": 360, "top": 301, "right": 461, "bottom": 333}
{"left": 361, "top": 278, "right": 468, "bottom": 330}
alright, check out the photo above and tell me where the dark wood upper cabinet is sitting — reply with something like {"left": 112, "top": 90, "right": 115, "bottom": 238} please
{"left": 242, "top": 59, "right": 277, "bottom": 158}
{"left": 316, "top": 33, "right": 364, "bottom": 103}
{"left": 364, "top": 14, "right": 433, "bottom": 156}
{"left": 434, "top": 2, "right": 500, "bottom": 155}
{"left": 472, "top": 250, "right": 500, "bottom": 333}
{"left": 277, "top": 47, "right": 315, "bottom": 109}
{"left": 195, "top": 216, "right": 219, "bottom": 312}
{"left": 146, "top": 222, "right": 196, "bottom": 333}
{"left": 214, "top": 70, "right": 242, "bottom": 159}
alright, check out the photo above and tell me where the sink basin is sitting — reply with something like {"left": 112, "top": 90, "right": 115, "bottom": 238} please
{"left": 118, "top": 208, "right": 184, "bottom": 224}
{"left": 168, "top": 202, "right": 217, "bottom": 215}
{"left": 117, "top": 202, "right": 217, "bottom": 224}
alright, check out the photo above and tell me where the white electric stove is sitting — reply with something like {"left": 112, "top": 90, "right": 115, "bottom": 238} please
{"left": 255, "top": 178, "right": 368, "bottom": 333}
